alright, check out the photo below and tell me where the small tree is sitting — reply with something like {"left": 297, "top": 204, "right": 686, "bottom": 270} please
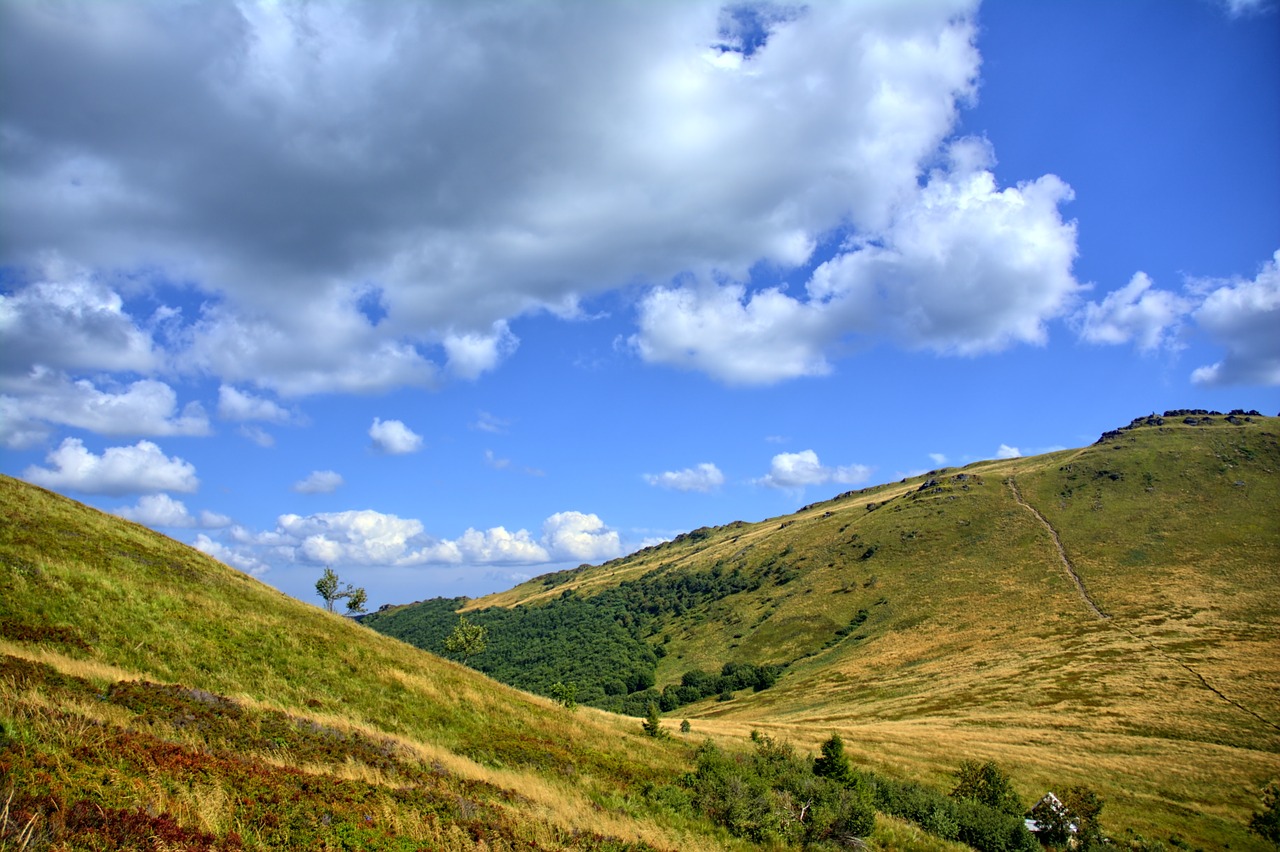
{"left": 550, "top": 680, "right": 578, "bottom": 711}
{"left": 813, "top": 733, "right": 853, "bottom": 785}
{"left": 680, "top": 719, "right": 692, "bottom": 734}
{"left": 444, "top": 615, "right": 488, "bottom": 663}
{"left": 1251, "top": 780, "right": 1280, "bottom": 844}
{"left": 1061, "top": 786, "right": 1105, "bottom": 850}
{"left": 642, "top": 702, "right": 667, "bottom": 738}
{"left": 950, "top": 759, "right": 1023, "bottom": 817}
{"left": 315, "top": 567, "right": 367, "bottom": 614}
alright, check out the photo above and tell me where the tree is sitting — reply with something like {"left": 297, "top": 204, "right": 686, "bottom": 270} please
{"left": 315, "top": 567, "right": 367, "bottom": 614}
{"left": 1061, "top": 785, "right": 1105, "bottom": 850}
{"left": 641, "top": 702, "right": 667, "bottom": 738}
{"left": 1251, "top": 780, "right": 1280, "bottom": 843}
{"left": 550, "top": 680, "right": 578, "bottom": 710}
{"left": 813, "top": 734, "right": 852, "bottom": 785}
{"left": 680, "top": 719, "right": 692, "bottom": 734}
{"left": 444, "top": 615, "right": 488, "bottom": 663}
{"left": 950, "top": 759, "right": 1023, "bottom": 817}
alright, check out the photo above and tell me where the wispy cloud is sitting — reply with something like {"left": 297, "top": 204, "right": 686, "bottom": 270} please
{"left": 644, "top": 463, "right": 725, "bottom": 493}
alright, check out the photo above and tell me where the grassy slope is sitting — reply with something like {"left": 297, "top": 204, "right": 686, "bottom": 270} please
{"left": 0, "top": 475, "right": 761, "bottom": 851}
{"left": 474, "top": 416, "right": 1280, "bottom": 849}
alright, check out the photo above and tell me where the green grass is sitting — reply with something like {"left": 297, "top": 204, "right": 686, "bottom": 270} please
{"left": 464, "top": 415, "right": 1280, "bottom": 849}
{"left": 3, "top": 412, "right": 1278, "bottom": 850}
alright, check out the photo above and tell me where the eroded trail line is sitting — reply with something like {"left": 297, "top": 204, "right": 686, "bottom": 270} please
{"left": 1006, "top": 477, "right": 1280, "bottom": 732}
{"left": 1006, "top": 476, "right": 1109, "bottom": 620}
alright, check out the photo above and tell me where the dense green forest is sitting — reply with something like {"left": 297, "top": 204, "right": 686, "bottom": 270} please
{"left": 360, "top": 561, "right": 782, "bottom": 712}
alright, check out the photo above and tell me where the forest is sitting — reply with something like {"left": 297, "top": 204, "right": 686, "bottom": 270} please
{"left": 359, "top": 561, "right": 783, "bottom": 711}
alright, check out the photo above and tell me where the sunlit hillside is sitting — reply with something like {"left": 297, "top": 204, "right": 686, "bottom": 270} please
{"left": 377, "top": 412, "right": 1280, "bottom": 849}
{"left": 0, "top": 475, "right": 755, "bottom": 851}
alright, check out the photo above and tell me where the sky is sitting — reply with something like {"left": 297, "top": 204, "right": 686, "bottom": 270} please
{"left": 2, "top": 0, "right": 1277, "bottom": 611}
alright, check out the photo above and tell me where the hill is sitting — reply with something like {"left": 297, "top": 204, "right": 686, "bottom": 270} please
{"left": 0, "top": 474, "right": 768, "bottom": 851}
{"left": 364, "top": 411, "right": 1280, "bottom": 849}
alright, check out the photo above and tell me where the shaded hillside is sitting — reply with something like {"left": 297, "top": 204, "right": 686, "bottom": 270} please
{"left": 369, "top": 412, "right": 1280, "bottom": 849}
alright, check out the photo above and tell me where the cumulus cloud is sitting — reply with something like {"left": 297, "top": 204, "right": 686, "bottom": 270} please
{"left": 1189, "top": 250, "right": 1280, "bottom": 386}
{"left": 643, "top": 462, "right": 725, "bottom": 493}
{"left": 1075, "top": 272, "right": 1192, "bottom": 351}
{"left": 217, "top": 385, "right": 292, "bottom": 423}
{"left": 542, "top": 512, "right": 623, "bottom": 562}
{"left": 758, "top": 450, "right": 871, "bottom": 490}
{"left": 0, "top": 370, "right": 209, "bottom": 446}
{"left": 206, "top": 507, "right": 621, "bottom": 572}
{"left": 996, "top": 444, "right": 1021, "bottom": 459}
{"left": 0, "top": 255, "right": 156, "bottom": 376}
{"left": 369, "top": 418, "right": 422, "bottom": 454}
{"left": 23, "top": 438, "right": 199, "bottom": 495}
{"left": 633, "top": 139, "right": 1081, "bottom": 383}
{"left": 277, "top": 510, "right": 428, "bottom": 566}
{"left": 0, "top": 1, "right": 1003, "bottom": 391}
{"left": 193, "top": 534, "right": 269, "bottom": 576}
{"left": 293, "top": 470, "right": 344, "bottom": 494}
{"left": 114, "top": 493, "right": 230, "bottom": 528}
{"left": 419, "top": 527, "right": 550, "bottom": 565}
{"left": 928, "top": 452, "right": 948, "bottom": 466}
{"left": 632, "top": 285, "right": 832, "bottom": 384}
{"left": 444, "top": 322, "right": 519, "bottom": 380}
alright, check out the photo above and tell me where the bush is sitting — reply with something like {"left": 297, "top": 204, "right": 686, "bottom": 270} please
{"left": 1251, "top": 780, "right": 1280, "bottom": 843}
{"left": 684, "top": 734, "right": 874, "bottom": 846}
{"left": 951, "top": 759, "right": 1023, "bottom": 816}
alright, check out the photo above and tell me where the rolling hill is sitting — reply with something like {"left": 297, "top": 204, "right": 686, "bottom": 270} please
{"left": 0, "top": 474, "right": 777, "bottom": 851}
{"left": 365, "top": 411, "right": 1280, "bottom": 849}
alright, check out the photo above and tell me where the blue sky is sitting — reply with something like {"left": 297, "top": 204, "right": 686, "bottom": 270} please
{"left": 2, "top": 0, "right": 1277, "bottom": 610}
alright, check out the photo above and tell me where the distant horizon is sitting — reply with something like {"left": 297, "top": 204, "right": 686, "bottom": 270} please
{"left": 3, "top": 0, "right": 1277, "bottom": 610}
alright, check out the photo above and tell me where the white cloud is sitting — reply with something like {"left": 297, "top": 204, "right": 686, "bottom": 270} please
{"left": 0, "top": 370, "right": 210, "bottom": 443}
{"left": 23, "top": 438, "right": 199, "bottom": 496}
{"left": 644, "top": 462, "right": 725, "bottom": 493}
{"left": 293, "top": 470, "right": 344, "bottom": 495}
{"left": 217, "top": 385, "right": 292, "bottom": 423}
{"left": 633, "top": 138, "right": 1081, "bottom": 383}
{"left": 277, "top": 510, "right": 427, "bottom": 566}
{"left": 186, "top": 304, "right": 437, "bottom": 398}
{"left": 1075, "top": 272, "right": 1192, "bottom": 351}
{"left": 424, "top": 527, "right": 550, "bottom": 565}
{"left": 0, "top": 1, "right": 997, "bottom": 391}
{"left": 996, "top": 444, "right": 1021, "bottom": 459}
{"left": 928, "top": 452, "right": 948, "bottom": 466}
{"left": 215, "top": 507, "right": 619, "bottom": 569}
{"left": 238, "top": 424, "right": 275, "bottom": 447}
{"left": 1189, "top": 250, "right": 1280, "bottom": 386}
{"left": 758, "top": 450, "right": 871, "bottom": 490}
{"left": 632, "top": 284, "right": 832, "bottom": 384}
{"left": 114, "top": 493, "right": 230, "bottom": 528}
{"left": 542, "top": 511, "right": 623, "bottom": 563}
{"left": 473, "top": 411, "right": 509, "bottom": 434}
{"left": 444, "top": 322, "right": 519, "bottom": 380}
{"left": 0, "top": 254, "right": 156, "bottom": 376}
{"left": 369, "top": 418, "right": 422, "bottom": 454}
{"left": 194, "top": 534, "right": 269, "bottom": 576}
{"left": 807, "top": 139, "right": 1080, "bottom": 354}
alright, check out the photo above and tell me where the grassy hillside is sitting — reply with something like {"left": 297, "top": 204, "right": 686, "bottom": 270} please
{"left": 374, "top": 412, "right": 1280, "bottom": 849}
{"left": 0, "top": 475, "right": 766, "bottom": 851}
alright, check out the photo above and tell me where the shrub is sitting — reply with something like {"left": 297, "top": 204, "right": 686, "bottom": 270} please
{"left": 1251, "top": 780, "right": 1280, "bottom": 843}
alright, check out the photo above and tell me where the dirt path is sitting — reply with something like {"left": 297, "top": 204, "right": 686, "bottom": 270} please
{"left": 1006, "top": 476, "right": 1109, "bottom": 620}
{"left": 1006, "top": 476, "right": 1280, "bottom": 732}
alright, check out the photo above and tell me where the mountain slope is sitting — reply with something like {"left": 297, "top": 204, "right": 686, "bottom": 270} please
{"left": 0, "top": 474, "right": 760, "bottom": 851}
{"left": 371, "top": 412, "right": 1280, "bottom": 848}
